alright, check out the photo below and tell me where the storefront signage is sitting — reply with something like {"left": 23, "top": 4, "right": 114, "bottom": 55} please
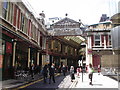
{"left": 6, "top": 42, "right": 12, "bottom": 54}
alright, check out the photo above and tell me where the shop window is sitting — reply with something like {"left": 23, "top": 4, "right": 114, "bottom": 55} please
{"left": 0, "top": 39, "right": 5, "bottom": 55}
{"left": 94, "top": 35, "right": 100, "bottom": 46}
{"left": 0, "top": 39, "right": 5, "bottom": 68}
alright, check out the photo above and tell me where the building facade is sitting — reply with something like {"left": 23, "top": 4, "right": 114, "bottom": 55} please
{"left": 86, "top": 20, "right": 115, "bottom": 69}
{"left": 111, "top": 11, "right": 120, "bottom": 69}
{"left": 0, "top": 1, "right": 47, "bottom": 80}
{"left": 47, "top": 17, "right": 86, "bottom": 69}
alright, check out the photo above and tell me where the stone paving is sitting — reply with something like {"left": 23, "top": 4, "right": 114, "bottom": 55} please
{"left": 75, "top": 73, "right": 118, "bottom": 88}
{"left": 0, "top": 72, "right": 119, "bottom": 89}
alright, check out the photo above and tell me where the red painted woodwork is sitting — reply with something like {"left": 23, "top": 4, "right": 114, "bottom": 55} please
{"left": 17, "top": 9, "right": 20, "bottom": 29}
{"left": 92, "top": 54, "right": 100, "bottom": 69}
{"left": 101, "top": 35, "right": 104, "bottom": 46}
{"left": 106, "top": 35, "right": 108, "bottom": 46}
{"left": 13, "top": 5, "right": 17, "bottom": 26}
{"left": 2, "top": 30, "right": 14, "bottom": 38}
{"left": 6, "top": 42, "right": 12, "bottom": 54}
{"left": 91, "top": 35, "right": 94, "bottom": 46}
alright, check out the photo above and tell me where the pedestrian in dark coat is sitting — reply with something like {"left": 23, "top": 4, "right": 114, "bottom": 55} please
{"left": 31, "top": 64, "right": 35, "bottom": 79}
{"left": 70, "top": 66, "right": 75, "bottom": 82}
{"left": 35, "top": 64, "right": 41, "bottom": 74}
{"left": 49, "top": 63, "right": 55, "bottom": 84}
{"left": 42, "top": 64, "right": 48, "bottom": 83}
{"left": 58, "top": 65, "right": 61, "bottom": 73}
{"left": 62, "top": 65, "right": 66, "bottom": 76}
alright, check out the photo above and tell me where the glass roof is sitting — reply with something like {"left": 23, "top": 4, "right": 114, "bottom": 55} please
{"left": 63, "top": 36, "right": 85, "bottom": 44}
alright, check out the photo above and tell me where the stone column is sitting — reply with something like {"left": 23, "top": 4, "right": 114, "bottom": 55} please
{"left": 12, "top": 41, "right": 16, "bottom": 67}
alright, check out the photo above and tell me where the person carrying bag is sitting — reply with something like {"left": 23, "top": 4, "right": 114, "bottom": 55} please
{"left": 70, "top": 66, "right": 75, "bottom": 82}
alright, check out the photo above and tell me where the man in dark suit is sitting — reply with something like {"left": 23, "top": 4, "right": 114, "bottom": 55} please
{"left": 49, "top": 63, "right": 55, "bottom": 84}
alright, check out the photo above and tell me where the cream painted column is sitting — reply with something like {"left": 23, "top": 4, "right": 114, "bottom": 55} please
{"left": 12, "top": 41, "right": 16, "bottom": 67}
{"left": 88, "top": 37, "right": 90, "bottom": 48}
{"left": 37, "top": 52, "right": 40, "bottom": 65}
{"left": 89, "top": 36, "right": 92, "bottom": 64}
{"left": 42, "top": 55, "right": 46, "bottom": 66}
{"left": 104, "top": 36, "right": 106, "bottom": 49}
{"left": 28, "top": 48, "right": 31, "bottom": 68}
{"left": 86, "top": 43, "right": 89, "bottom": 65}
{"left": 90, "top": 36, "right": 92, "bottom": 49}
{"left": 89, "top": 54, "right": 93, "bottom": 65}
{"left": 87, "top": 36, "right": 93, "bottom": 65}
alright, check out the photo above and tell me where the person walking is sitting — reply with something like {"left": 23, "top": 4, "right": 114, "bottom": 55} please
{"left": 70, "top": 66, "right": 75, "bottom": 82}
{"left": 88, "top": 63, "right": 94, "bottom": 85}
{"left": 31, "top": 64, "right": 35, "bottom": 79}
{"left": 76, "top": 67, "right": 80, "bottom": 77}
{"left": 58, "top": 65, "right": 61, "bottom": 73}
{"left": 42, "top": 64, "right": 48, "bottom": 83}
{"left": 98, "top": 64, "right": 101, "bottom": 75}
{"left": 49, "top": 63, "right": 56, "bottom": 84}
{"left": 62, "top": 65, "right": 66, "bottom": 76}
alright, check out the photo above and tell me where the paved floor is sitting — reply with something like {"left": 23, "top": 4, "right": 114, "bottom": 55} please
{"left": 75, "top": 73, "right": 118, "bottom": 88}
{"left": 1, "top": 74, "right": 42, "bottom": 89}
{"left": 1, "top": 73, "right": 119, "bottom": 90}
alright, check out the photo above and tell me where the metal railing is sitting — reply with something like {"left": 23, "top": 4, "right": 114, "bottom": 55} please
{"left": 14, "top": 70, "right": 31, "bottom": 80}
{"left": 101, "top": 67, "right": 119, "bottom": 76}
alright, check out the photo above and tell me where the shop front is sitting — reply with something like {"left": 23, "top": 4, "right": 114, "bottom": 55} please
{"left": 2, "top": 34, "right": 14, "bottom": 80}
{"left": 15, "top": 41, "right": 28, "bottom": 71}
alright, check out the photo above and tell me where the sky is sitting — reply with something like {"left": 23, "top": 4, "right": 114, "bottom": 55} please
{"left": 24, "top": 0, "right": 119, "bottom": 25}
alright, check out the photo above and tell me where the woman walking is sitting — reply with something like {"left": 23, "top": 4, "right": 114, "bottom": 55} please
{"left": 70, "top": 66, "right": 75, "bottom": 82}
{"left": 88, "top": 63, "right": 94, "bottom": 85}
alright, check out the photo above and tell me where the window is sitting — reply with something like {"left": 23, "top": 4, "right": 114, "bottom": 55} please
{"left": 17, "top": 9, "right": 20, "bottom": 29}
{"left": 9, "top": 3, "right": 13, "bottom": 23}
{"left": 31, "top": 24, "right": 35, "bottom": 39}
{"left": 24, "top": 17, "right": 28, "bottom": 34}
{"left": 2, "top": 1, "right": 8, "bottom": 19}
{"left": 95, "top": 35, "right": 100, "bottom": 46}
{"left": 20, "top": 13, "right": 24, "bottom": 31}
{"left": 109, "top": 35, "right": 112, "bottom": 45}
{"left": 2, "top": 1, "right": 14, "bottom": 24}
{"left": 28, "top": 19, "right": 31, "bottom": 36}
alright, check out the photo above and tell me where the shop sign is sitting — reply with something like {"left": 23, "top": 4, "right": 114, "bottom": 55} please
{"left": 6, "top": 42, "right": 12, "bottom": 54}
